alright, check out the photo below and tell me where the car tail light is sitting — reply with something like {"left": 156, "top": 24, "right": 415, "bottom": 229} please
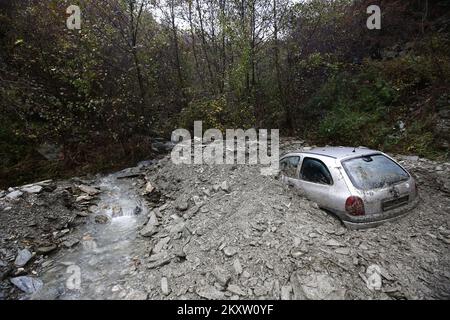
{"left": 345, "top": 196, "right": 365, "bottom": 216}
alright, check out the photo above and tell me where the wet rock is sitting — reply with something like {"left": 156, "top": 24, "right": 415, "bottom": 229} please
{"left": 62, "top": 237, "right": 80, "bottom": 249}
{"left": 77, "top": 211, "right": 89, "bottom": 217}
{"left": 78, "top": 185, "right": 100, "bottom": 196}
{"left": 140, "top": 211, "right": 159, "bottom": 237}
{"left": 36, "top": 245, "right": 57, "bottom": 255}
{"left": 133, "top": 206, "right": 142, "bottom": 215}
{"left": 6, "top": 190, "right": 23, "bottom": 200}
{"left": 196, "top": 286, "right": 225, "bottom": 300}
{"left": 21, "top": 185, "right": 43, "bottom": 194}
{"left": 76, "top": 195, "right": 92, "bottom": 203}
{"left": 161, "top": 277, "right": 170, "bottom": 296}
{"left": 111, "top": 206, "right": 124, "bottom": 218}
{"left": 95, "top": 214, "right": 109, "bottom": 224}
{"left": 14, "top": 249, "right": 32, "bottom": 267}
{"left": 10, "top": 276, "right": 43, "bottom": 294}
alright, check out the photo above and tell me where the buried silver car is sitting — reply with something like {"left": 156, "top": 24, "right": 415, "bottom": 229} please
{"left": 279, "top": 147, "right": 419, "bottom": 229}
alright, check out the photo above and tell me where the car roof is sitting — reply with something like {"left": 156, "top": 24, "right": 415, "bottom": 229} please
{"left": 283, "top": 146, "right": 381, "bottom": 160}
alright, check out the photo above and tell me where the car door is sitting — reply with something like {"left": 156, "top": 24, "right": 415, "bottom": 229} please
{"left": 298, "top": 157, "right": 335, "bottom": 208}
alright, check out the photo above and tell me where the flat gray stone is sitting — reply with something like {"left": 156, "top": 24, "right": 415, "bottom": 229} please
{"left": 21, "top": 185, "right": 43, "bottom": 194}
{"left": 14, "top": 249, "right": 32, "bottom": 267}
{"left": 6, "top": 190, "right": 23, "bottom": 200}
{"left": 10, "top": 276, "right": 43, "bottom": 294}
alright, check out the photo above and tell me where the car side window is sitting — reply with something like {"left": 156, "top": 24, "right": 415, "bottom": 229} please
{"left": 300, "top": 158, "right": 333, "bottom": 185}
{"left": 280, "top": 156, "right": 300, "bottom": 178}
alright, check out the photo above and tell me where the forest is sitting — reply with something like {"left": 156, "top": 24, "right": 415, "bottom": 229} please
{"left": 1, "top": 0, "right": 449, "bottom": 187}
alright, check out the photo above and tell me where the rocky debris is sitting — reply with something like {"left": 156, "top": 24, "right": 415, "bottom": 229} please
{"left": 14, "top": 249, "right": 32, "bottom": 267}
{"left": 213, "top": 266, "right": 231, "bottom": 286}
{"left": 196, "top": 286, "right": 225, "bottom": 300}
{"left": 293, "top": 273, "right": 347, "bottom": 300}
{"left": 10, "top": 276, "right": 43, "bottom": 294}
{"left": 168, "top": 221, "right": 186, "bottom": 234}
{"left": 2, "top": 137, "right": 449, "bottom": 300}
{"left": 227, "top": 284, "right": 246, "bottom": 296}
{"left": 125, "top": 138, "right": 450, "bottom": 300}
{"left": 0, "top": 178, "right": 89, "bottom": 299}
{"left": 176, "top": 201, "right": 189, "bottom": 211}
{"left": 396, "top": 155, "right": 450, "bottom": 194}
{"left": 154, "top": 237, "right": 170, "bottom": 253}
{"left": 140, "top": 211, "right": 159, "bottom": 237}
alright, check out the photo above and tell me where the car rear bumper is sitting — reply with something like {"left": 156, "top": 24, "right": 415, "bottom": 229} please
{"left": 340, "top": 196, "right": 420, "bottom": 230}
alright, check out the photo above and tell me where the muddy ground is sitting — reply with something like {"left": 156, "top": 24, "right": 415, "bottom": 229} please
{"left": 0, "top": 139, "right": 449, "bottom": 300}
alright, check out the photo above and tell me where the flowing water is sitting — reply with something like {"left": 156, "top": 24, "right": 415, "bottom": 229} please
{"left": 32, "top": 172, "right": 149, "bottom": 300}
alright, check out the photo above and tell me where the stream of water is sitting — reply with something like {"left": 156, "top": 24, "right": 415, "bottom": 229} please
{"left": 32, "top": 172, "right": 149, "bottom": 300}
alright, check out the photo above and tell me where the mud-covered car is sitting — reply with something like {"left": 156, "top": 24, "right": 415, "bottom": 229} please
{"left": 279, "top": 147, "right": 419, "bottom": 229}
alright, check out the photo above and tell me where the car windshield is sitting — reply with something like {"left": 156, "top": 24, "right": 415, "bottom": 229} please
{"left": 342, "top": 154, "right": 409, "bottom": 190}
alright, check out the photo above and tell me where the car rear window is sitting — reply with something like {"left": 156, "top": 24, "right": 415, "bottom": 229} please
{"left": 342, "top": 154, "right": 409, "bottom": 190}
